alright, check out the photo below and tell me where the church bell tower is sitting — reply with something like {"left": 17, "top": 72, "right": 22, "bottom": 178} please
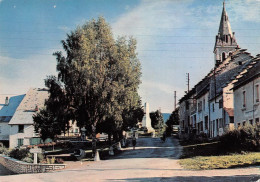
{"left": 214, "top": 1, "right": 238, "bottom": 66}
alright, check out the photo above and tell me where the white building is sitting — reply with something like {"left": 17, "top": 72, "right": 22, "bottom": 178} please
{"left": 0, "top": 95, "right": 24, "bottom": 146}
{"left": 233, "top": 59, "right": 260, "bottom": 127}
{"left": 9, "top": 88, "right": 49, "bottom": 148}
{"left": 178, "top": 1, "right": 257, "bottom": 139}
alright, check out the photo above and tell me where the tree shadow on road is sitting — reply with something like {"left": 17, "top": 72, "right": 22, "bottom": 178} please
{"left": 108, "top": 175, "right": 260, "bottom": 182}
{"left": 106, "top": 137, "right": 182, "bottom": 160}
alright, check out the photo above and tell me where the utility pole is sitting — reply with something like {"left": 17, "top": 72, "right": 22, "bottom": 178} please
{"left": 186, "top": 73, "right": 190, "bottom": 92}
{"left": 174, "top": 91, "right": 177, "bottom": 111}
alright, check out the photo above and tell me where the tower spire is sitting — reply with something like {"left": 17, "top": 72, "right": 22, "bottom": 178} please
{"left": 214, "top": 1, "right": 238, "bottom": 66}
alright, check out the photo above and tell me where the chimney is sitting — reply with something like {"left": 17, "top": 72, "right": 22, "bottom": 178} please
{"left": 5, "top": 97, "right": 9, "bottom": 106}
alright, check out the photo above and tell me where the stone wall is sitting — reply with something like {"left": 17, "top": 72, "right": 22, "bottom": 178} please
{"left": 0, "top": 155, "right": 66, "bottom": 174}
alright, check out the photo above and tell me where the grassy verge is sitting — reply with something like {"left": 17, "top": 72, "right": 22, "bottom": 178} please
{"left": 179, "top": 152, "right": 260, "bottom": 170}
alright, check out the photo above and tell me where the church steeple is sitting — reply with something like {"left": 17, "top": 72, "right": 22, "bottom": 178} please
{"left": 218, "top": 1, "right": 233, "bottom": 37}
{"left": 214, "top": 1, "right": 238, "bottom": 66}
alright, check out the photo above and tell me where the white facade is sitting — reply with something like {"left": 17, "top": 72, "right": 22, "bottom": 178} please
{"left": 234, "top": 77, "right": 260, "bottom": 127}
{"left": 9, "top": 124, "right": 37, "bottom": 148}
{"left": 9, "top": 88, "right": 49, "bottom": 148}
{"left": 195, "top": 93, "right": 209, "bottom": 135}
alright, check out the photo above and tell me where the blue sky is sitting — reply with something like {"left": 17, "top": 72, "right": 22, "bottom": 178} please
{"left": 1, "top": 0, "right": 260, "bottom": 113}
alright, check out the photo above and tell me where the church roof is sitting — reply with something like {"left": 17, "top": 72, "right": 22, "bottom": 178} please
{"left": 218, "top": 1, "right": 233, "bottom": 37}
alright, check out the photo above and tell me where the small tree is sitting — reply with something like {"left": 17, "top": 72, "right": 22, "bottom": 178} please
{"left": 165, "top": 108, "right": 179, "bottom": 135}
{"left": 150, "top": 110, "right": 164, "bottom": 129}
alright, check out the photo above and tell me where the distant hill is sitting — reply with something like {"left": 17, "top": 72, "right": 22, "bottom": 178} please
{"left": 162, "top": 113, "right": 171, "bottom": 122}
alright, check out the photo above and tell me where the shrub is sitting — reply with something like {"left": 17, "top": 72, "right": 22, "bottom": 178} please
{"left": 9, "top": 148, "right": 45, "bottom": 163}
{"left": 9, "top": 148, "right": 30, "bottom": 160}
{"left": 220, "top": 124, "right": 260, "bottom": 152}
{"left": 0, "top": 146, "right": 10, "bottom": 155}
{"left": 22, "top": 157, "right": 34, "bottom": 163}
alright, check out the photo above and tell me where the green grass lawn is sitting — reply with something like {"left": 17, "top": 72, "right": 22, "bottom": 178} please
{"left": 179, "top": 139, "right": 260, "bottom": 170}
{"left": 179, "top": 152, "right": 260, "bottom": 170}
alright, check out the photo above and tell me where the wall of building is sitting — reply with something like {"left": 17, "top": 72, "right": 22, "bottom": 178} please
{"left": 196, "top": 93, "right": 209, "bottom": 134}
{"left": 0, "top": 155, "right": 66, "bottom": 174}
{"left": 210, "top": 96, "right": 223, "bottom": 137}
{"left": 9, "top": 124, "right": 35, "bottom": 148}
{"left": 0, "top": 123, "right": 10, "bottom": 141}
{"left": 234, "top": 77, "right": 260, "bottom": 127}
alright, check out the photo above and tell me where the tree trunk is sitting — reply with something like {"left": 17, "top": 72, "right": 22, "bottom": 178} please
{"left": 92, "top": 123, "right": 97, "bottom": 158}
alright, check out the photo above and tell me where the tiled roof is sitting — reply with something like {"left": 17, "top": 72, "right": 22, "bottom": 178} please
{"left": 233, "top": 59, "right": 260, "bottom": 90}
{"left": 9, "top": 88, "right": 49, "bottom": 125}
{"left": 209, "top": 52, "right": 253, "bottom": 100}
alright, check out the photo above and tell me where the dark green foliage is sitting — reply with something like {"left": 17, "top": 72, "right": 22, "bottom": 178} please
{"left": 9, "top": 148, "right": 29, "bottom": 160}
{"left": 150, "top": 110, "right": 164, "bottom": 129}
{"left": 9, "top": 148, "right": 44, "bottom": 163}
{"left": 33, "top": 76, "right": 72, "bottom": 140}
{"left": 34, "top": 17, "right": 142, "bottom": 157}
{"left": 220, "top": 124, "right": 260, "bottom": 151}
{"left": 166, "top": 108, "right": 179, "bottom": 126}
{"left": 165, "top": 108, "right": 179, "bottom": 135}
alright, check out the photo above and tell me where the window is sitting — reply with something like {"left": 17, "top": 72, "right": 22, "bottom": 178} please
{"left": 212, "top": 103, "right": 215, "bottom": 112}
{"left": 243, "top": 91, "right": 246, "bottom": 108}
{"left": 256, "top": 85, "right": 259, "bottom": 102}
{"left": 30, "top": 138, "right": 41, "bottom": 145}
{"left": 198, "top": 101, "right": 202, "bottom": 112}
{"left": 219, "top": 99, "right": 223, "bottom": 109}
{"left": 216, "top": 119, "right": 219, "bottom": 133}
{"left": 205, "top": 116, "right": 208, "bottom": 130}
{"left": 222, "top": 52, "right": 226, "bottom": 61}
{"left": 185, "top": 101, "right": 189, "bottom": 110}
{"left": 18, "top": 125, "right": 24, "bottom": 133}
{"left": 203, "top": 99, "right": 205, "bottom": 111}
{"left": 17, "top": 139, "right": 24, "bottom": 147}
{"left": 249, "top": 120, "right": 253, "bottom": 125}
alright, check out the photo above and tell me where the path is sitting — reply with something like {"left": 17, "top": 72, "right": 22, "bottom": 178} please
{"left": 0, "top": 137, "right": 259, "bottom": 182}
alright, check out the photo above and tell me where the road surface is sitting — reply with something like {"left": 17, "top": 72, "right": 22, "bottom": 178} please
{"left": 0, "top": 137, "right": 259, "bottom": 182}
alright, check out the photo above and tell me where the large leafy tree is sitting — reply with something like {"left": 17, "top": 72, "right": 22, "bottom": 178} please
{"left": 46, "top": 17, "right": 141, "bottom": 156}
{"left": 150, "top": 110, "right": 164, "bottom": 129}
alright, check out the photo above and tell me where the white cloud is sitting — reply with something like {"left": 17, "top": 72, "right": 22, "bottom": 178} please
{"left": 0, "top": 52, "right": 57, "bottom": 95}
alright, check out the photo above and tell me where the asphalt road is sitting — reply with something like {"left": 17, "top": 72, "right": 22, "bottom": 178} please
{"left": 0, "top": 137, "right": 259, "bottom": 182}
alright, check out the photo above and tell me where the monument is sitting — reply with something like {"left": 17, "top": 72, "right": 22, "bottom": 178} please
{"left": 141, "top": 102, "right": 154, "bottom": 133}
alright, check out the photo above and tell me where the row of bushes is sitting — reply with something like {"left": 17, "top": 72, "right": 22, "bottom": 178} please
{"left": 0, "top": 147, "right": 60, "bottom": 163}
{"left": 220, "top": 124, "right": 259, "bottom": 152}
